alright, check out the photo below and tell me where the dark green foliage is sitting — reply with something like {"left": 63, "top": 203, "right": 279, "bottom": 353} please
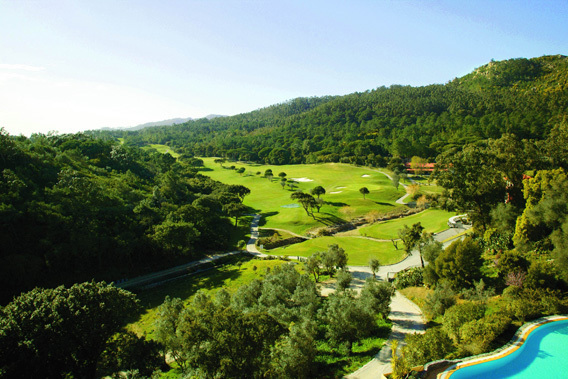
{"left": 394, "top": 267, "right": 424, "bottom": 289}
{"left": 318, "top": 291, "right": 376, "bottom": 353}
{"left": 359, "top": 186, "right": 370, "bottom": 199}
{"left": 99, "top": 331, "right": 164, "bottom": 377}
{"left": 0, "top": 132, "right": 244, "bottom": 302}
{"left": 358, "top": 278, "right": 395, "bottom": 319}
{"left": 311, "top": 185, "right": 326, "bottom": 199}
{"left": 442, "top": 302, "right": 486, "bottom": 344}
{"left": 0, "top": 281, "right": 140, "bottom": 379}
{"left": 398, "top": 222, "right": 424, "bottom": 254}
{"left": 291, "top": 191, "right": 316, "bottom": 217}
{"left": 434, "top": 237, "right": 483, "bottom": 290}
{"left": 424, "top": 281, "right": 456, "bottom": 319}
{"left": 154, "top": 263, "right": 393, "bottom": 376}
{"left": 402, "top": 327, "right": 454, "bottom": 367}
{"left": 502, "top": 286, "right": 566, "bottom": 324}
{"left": 459, "top": 313, "right": 511, "bottom": 356}
{"left": 335, "top": 269, "right": 352, "bottom": 291}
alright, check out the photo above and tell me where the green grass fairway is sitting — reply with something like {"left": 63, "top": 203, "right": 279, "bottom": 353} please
{"left": 269, "top": 236, "right": 406, "bottom": 266}
{"left": 201, "top": 158, "right": 406, "bottom": 235}
{"left": 142, "top": 143, "right": 180, "bottom": 158}
{"left": 351, "top": 209, "right": 456, "bottom": 240}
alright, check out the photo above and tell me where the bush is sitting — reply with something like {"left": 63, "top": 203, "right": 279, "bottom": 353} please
{"left": 459, "top": 313, "right": 511, "bottom": 355}
{"left": 442, "top": 302, "right": 486, "bottom": 344}
{"left": 423, "top": 281, "right": 456, "bottom": 319}
{"left": 403, "top": 327, "right": 454, "bottom": 367}
{"left": 394, "top": 267, "right": 424, "bottom": 289}
{"left": 336, "top": 269, "right": 352, "bottom": 291}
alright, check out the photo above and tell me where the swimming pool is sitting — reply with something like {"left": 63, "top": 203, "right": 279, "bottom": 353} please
{"left": 439, "top": 316, "right": 568, "bottom": 378}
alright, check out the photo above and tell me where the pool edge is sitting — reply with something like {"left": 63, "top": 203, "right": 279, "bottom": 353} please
{"left": 437, "top": 314, "right": 568, "bottom": 379}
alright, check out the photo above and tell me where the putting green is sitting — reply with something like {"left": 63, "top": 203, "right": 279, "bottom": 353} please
{"left": 268, "top": 236, "right": 406, "bottom": 266}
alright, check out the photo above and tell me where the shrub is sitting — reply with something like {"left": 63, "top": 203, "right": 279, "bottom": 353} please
{"left": 442, "top": 302, "right": 486, "bottom": 344}
{"left": 403, "top": 327, "right": 454, "bottom": 367}
{"left": 394, "top": 267, "right": 424, "bottom": 289}
{"left": 423, "top": 281, "right": 456, "bottom": 319}
{"left": 459, "top": 313, "right": 511, "bottom": 355}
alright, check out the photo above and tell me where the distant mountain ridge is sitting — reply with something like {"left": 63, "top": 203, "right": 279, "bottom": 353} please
{"left": 104, "top": 114, "right": 226, "bottom": 132}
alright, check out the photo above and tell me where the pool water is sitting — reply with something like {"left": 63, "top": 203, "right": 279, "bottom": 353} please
{"left": 447, "top": 318, "right": 568, "bottom": 378}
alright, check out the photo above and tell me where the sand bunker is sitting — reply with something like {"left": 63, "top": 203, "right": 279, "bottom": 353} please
{"left": 292, "top": 177, "right": 314, "bottom": 182}
{"left": 330, "top": 191, "right": 342, "bottom": 194}
{"left": 361, "top": 174, "right": 370, "bottom": 177}
{"left": 336, "top": 186, "right": 346, "bottom": 189}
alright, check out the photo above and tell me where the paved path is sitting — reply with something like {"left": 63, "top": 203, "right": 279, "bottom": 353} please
{"left": 343, "top": 225, "right": 470, "bottom": 379}
{"left": 246, "top": 214, "right": 265, "bottom": 256}
{"left": 346, "top": 291, "right": 426, "bottom": 378}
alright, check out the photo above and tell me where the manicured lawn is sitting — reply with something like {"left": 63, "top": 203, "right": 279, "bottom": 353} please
{"left": 200, "top": 158, "right": 406, "bottom": 235}
{"left": 353, "top": 209, "right": 456, "bottom": 240}
{"left": 268, "top": 236, "right": 407, "bottom": 266}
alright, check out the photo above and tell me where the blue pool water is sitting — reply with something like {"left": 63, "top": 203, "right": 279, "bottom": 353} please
{"left": 448, "top": 319, "right": 568, "bottom": 378}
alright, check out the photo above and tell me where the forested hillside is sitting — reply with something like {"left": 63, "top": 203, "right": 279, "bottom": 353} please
{"left": 0, "top": 131, "right": 251, "bottom": 303}
{"left": 97, "top": 55, "right": 568, "bottom": 165}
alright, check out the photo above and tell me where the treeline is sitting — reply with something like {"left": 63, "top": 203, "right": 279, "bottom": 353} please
{"left": 0, "top": 130, "right": 251, "bottom": 303}
{"left": 95, "top": 55, "right": 568, "bottom": 165}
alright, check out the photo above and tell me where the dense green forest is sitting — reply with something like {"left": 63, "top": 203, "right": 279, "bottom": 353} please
{"left": 0, "top": 130, "right": 253, "bottom": 303}
{"left": 95, "top": 55, "right": 568, "bottom": 165}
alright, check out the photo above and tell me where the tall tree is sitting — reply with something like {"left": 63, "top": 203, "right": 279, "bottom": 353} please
{"left": 311, "top": 185, "right": 326, "bottom": 199}
{"left": 434, "top": 144, "right": 506, "bottom": 229}
{"left": 359, "top": 187, "right": 370, "bottom": 199}
{"left": 398, "top": 222, "right": 424, "bottom": 255}
{"left": 0, "top": 281, "right": 139, "bottom": 379}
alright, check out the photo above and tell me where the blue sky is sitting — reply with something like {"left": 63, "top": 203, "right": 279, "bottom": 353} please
{"left": 1, "top": 0, "right": 567, "bottom": 136}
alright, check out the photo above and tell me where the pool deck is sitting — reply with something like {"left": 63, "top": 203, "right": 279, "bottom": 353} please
{"left": 437, "top": 315, "right": 568, "bottom": 378}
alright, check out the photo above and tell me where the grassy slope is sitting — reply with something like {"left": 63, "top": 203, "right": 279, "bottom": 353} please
{"left": 352, "top": 208, "right": 456, "bottom": 240}
{"left": 270, "top": 236, "right": 405, "bottom": 266}
{"left": 201, "top": 158, "right": 406, "bottom": 235}
{"left": 198, "top": 158, "right": 455, "bottom": 266}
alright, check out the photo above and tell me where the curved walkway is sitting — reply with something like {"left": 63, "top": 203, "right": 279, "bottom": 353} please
{"left": 247, "top": 213, "right": 470, "bottom": 379}
{"left": 346, "top": 291, "right": 426, "bottom": 378}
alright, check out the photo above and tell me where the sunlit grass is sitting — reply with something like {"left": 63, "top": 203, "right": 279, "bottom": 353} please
{"left": 268, "top": 236, "right": 406, "bottom": 266}
{"left": 200, "top": 158, "right": 406, "bottom": 235}
{"left": 353, "top": 209, "right": 456, "bottom": 240}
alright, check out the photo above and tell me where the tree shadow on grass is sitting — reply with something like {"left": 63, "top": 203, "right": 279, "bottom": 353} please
{"left": 325, "top": 201, "right": 349, "bottom": 207}
{"left": 258, "top": 211, "right": 279, "bottom": 227}
{"left": 373, "top": 201, "right": 395, "bottom": 206}
{"left": 196, "top": 167, "right": 213, "bottom": 172}
{"left": 314, "top": 212, "right": 346, "bottom": 226}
